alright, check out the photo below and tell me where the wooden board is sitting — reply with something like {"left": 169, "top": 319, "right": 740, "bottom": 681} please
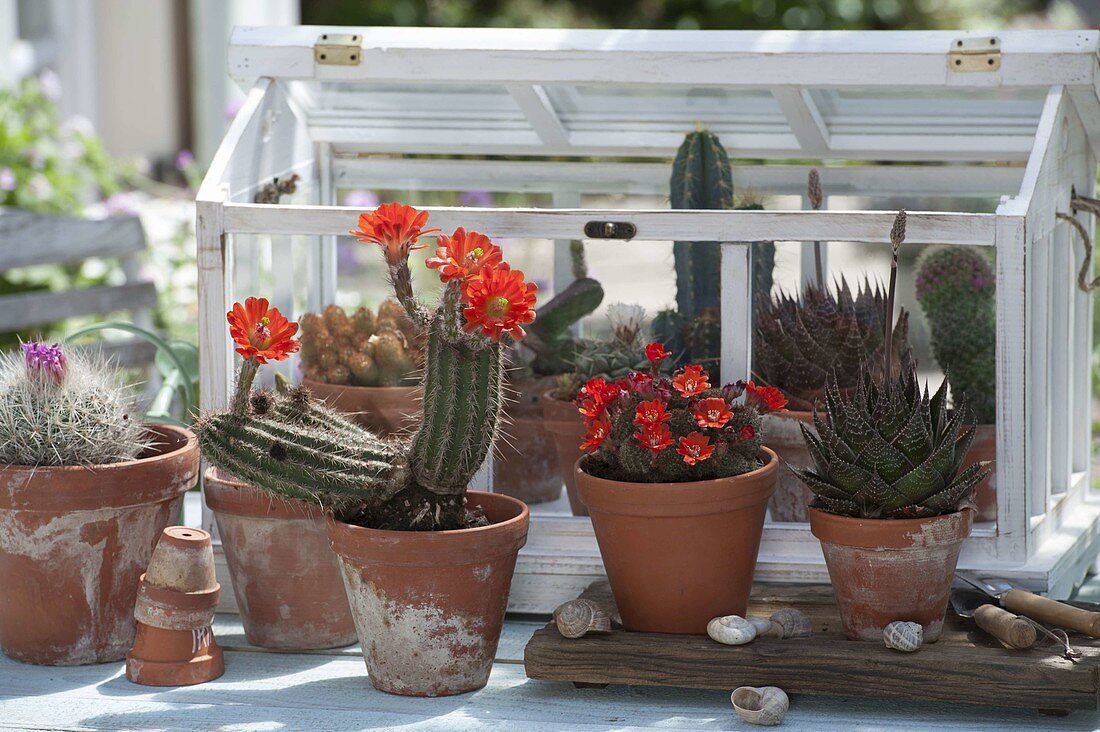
{"left": 524, "top": 582, "right": 1100, "bottom": 712}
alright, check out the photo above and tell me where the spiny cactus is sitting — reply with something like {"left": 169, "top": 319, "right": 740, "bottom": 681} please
{"left": 524, "top": 277, "right": 604, "bottom": 376}
{"left": 556, "top": 303, "right": 652, "bottom": 400}
{"left": 754, "top": 279, "right": 910, "bottom": 411}
{"left": 300, "top": 301, "right": 423, "bottom": 387}
{"left": 197, "top": 206, "right": 537, "bottom": 531}
{"left": 795, "top": 210, "right": 987, "bottom": 519}
{"left": 915, "top": 246, "right": 996, "bottom": 425}
{"left": 667, "top": 129, "right": 775, "bottom": 378}
{"left": 577, "top": 348, "right": 788, "bottom": 484}
{"left": 0, "top": 342, "right": 149, "bottom": 466}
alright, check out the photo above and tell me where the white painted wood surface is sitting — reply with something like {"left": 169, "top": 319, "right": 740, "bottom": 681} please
{"left": 1, "top": 615, "right": 1098, "bottom": 731}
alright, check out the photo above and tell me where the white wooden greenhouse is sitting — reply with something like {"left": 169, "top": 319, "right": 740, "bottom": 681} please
{"left": 197, "top": 26, "right": 1100, "bottom": 610}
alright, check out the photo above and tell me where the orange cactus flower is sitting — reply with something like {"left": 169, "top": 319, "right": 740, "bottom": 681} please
{"left": 633, "top": 399, "right": 671, "bottom": 428}
{"left": 693, "top": 397, "right": 733, "bottom": 428}
{"left": 645, "top": 342, "right": 671, "bottom": 364}
{"left": 580, "top": 414, "right": 612, "bottom": 453}
{"left": 672, "top": 364, "right": 711, "bottom": 397}
{"left": 677, "top": 432, "right": 715, "bottom": 465}
{"left": 425, "top": 227, "right": 503, "bottom": 283}
{"left": 227, "top": 297, "right": 300, "bottom": 364}
{"left": 634, "top": 424, "right": 673, "bottom": 455}
{"left": 745, "top": 381, "right": 788, "bottom": 412}
{"left": 461, "top": 263, "right": 538, "bottom": 342}
{"left": 350, "top": 202, "right": 440, "bottom": 266}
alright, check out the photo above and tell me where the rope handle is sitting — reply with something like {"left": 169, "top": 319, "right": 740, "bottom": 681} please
{"left": 1062, "top": 195, "right": 1100, "bottom": 293}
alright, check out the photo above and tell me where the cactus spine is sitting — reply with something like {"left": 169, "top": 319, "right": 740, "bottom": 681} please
{"left": 915, "top": 246, "right": 996, "bottom": 424}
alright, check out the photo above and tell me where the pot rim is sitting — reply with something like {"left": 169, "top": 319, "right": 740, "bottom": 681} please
{"left": 326, "top": 490, "right": 530, "bottom": 567}
{"left": 808, "top": 506, "right": 973, "bottom": 550}
{"left": 300, "top": 377, "right": 420, "bottom": 395}
{"left": 204, "top": 466, "right": 326, "bottom": 520}
{"left": 0, "top": 423, "right": 199, "bottom": 511}
{"left": 575, "top": 447, "right": 778, "bottom": 516}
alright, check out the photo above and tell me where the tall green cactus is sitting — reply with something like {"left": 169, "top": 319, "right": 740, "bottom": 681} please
{"left": 915, "top": 246, "right": 996, "bottom": 424}
{"left": 525, "top": 277, "right": 604, "bottom": 375}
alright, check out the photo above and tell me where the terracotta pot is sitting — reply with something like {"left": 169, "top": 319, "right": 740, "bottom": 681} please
{"left": 301, "top": 377, "right": 420, "bottom": 437}
{"left": 0, "top": 424, "right": 199, "bottom": 665}
{"left": 328, "top": 491, "right": 529, "bottom": 696}
{"left": 575, "top": 449, "right": 778, "bottom": 634}
{"left": 494, "top": 377, "right": 562, "bottom": 505}
{"left": 127, "top": 527, "right": 224, "bottom": 686}
{"left": 541, "top": 392, "right": 588, "bottom": 516}
{"left": 761, "top": 410, "right": 816, "bottom": 522}
{"left": 964, "top": 424, "right": 997, "bottom": 522}
{"left": 204, "top": 468, "right": 357, "bottom": 650}
{"left": 809, "top": 508, "right": 972, "bottom": 642}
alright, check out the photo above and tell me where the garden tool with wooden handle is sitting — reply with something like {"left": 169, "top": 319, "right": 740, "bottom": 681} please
{"left": 956, "top": 572, "right": 1100, "bottom": 637}
{"left": 950, "top": 587, "right": 1037, "bottom": 649}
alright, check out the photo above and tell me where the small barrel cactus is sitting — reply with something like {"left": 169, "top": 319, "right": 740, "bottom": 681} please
{"left": 754, "top": 279, "right": 910, "bottom": 411}
{"left": 915, "top": 246, "right": 996, "bottom": 425}
{"left": 299, "top": 300, "right": 423, "bottom": 387}
{"left": 197, "top": 205, "right": 538, "bottom": 531}
{"left": 556, "top": 303, "right": 652, "bottom": 400}
{"left": 577, "top": 344, "right": 788, "bottom": 484}
{"left": 795, "top": 211, "right": 988, "bottom": 519}
{"left": 0, "top": 342, "right": 148, "bottom": 466}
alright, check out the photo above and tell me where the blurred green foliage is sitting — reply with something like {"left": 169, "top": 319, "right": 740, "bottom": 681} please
{"left": 302, "top": 0, "right": 1049, "bottom": 30}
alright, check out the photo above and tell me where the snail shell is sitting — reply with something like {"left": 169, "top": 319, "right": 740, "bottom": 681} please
{"left": 707, "top": 615, "right": 757, "bottom": 645}
{"left": 553, "top": 599, "right": 611, "bottom": 639}
{"left": 766, "top": 608, "right": 813, "bottom": 639}
{"left": 731, "top": 686, "right": 789, "bottom": 726}
{"left": 748, "top": 617, "right": 774, "bottom": 635}
{"left": 882, "top": 621, "right": 923, "bottom": 652}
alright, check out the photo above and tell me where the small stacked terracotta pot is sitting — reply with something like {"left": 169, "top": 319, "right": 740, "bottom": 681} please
{"left": 204, "top": 468, "right": 357, "bottom": 650}
{"left": 965, "top": 424, "right": 997, "bottom": 522}
{"left": 127, "top": 526, "right": 223, "bottom": 686}
{"left": 494, "top": 377, "right": 563, "bottom": 506}
{"left": 540, "top": 392, "right": 588, "bottom": 516}
{"left": 760, "top": 410, "right": 815, "bottom": 522}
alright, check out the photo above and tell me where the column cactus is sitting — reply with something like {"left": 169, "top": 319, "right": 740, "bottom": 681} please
{"left": 196, "top": 206, "right": 538, "bottom": 531}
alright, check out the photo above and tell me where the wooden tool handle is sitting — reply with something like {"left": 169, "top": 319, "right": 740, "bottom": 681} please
{"left": 973, "top": 604, "right": 1037, "bottom": 649}
{"left": 1003, "top": 589, "right": 1100, "bottom": 637}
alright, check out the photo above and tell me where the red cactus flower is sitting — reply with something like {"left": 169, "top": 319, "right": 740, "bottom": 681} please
{"left": 672, "top": 364, "right": 711, "bottom": 397}
{"left": 461, "top": 263, "right": 538, "bottom": 342}
{"left": 577, "top": 378, "right": 622, "bottom": 420}
{"left": 693, "top": 397, "right": 733, "bottom": 428}
{"left": 635, "top": 424, "right": 673, "bottom": 455}
{"left": 580, "top": 414, "right": 612, "bottom": 453}
{"left": 677, "top": 432, "right": 715, "bottom": 465}
{"left": 425, "top": 227, "right": 503, "bottom": 283}
{"left": 645, "top": 342, "right": 671, "bottom": 365}
{"left": 633, "top": 399, "right": 671, "bottom": 428}
{"left": 740, "top": 424, "right": 756, "bottom": 441}
{"left": 744, "top": 381, "right": 788, "bottom": 412}
{"left": 351, "top": 202, "right": 440, "bottom": 266}
{"left": 227, "top": 297, "right": 300, "bottom": 364}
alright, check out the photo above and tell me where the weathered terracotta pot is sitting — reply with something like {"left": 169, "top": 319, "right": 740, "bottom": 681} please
{"left": 127, "top": 526, "right": 223, "bottom": 686}
{"left": 301, "top": 377, "right": 420, "bottom": 437}
{"left": 494, "top": 377, "right": 562, "bottom": 505}
{"left": 965, "top": 424, "right": 997, "bottom": 522}
{"left": 809, "top": 508, "right": 972, "bottom": 642}
{"left": 204, "top": 468, "right": 357, "bottom": 650}
{"left": 0, "top": 424, "right": 199, "bottom": 665}
{"left": 576, "top": 449, "right": 778, "bottom": 634}
{"left": 541, "top": 392, "right": 587, "bottom": 516}
{"left": 328, "top": 491, "right": 529, "bottom": 696}
{"left": 761, "top": 410, "right": 815, "bottom": 522}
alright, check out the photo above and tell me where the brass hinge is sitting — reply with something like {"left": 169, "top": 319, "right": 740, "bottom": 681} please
{"left": 948, "top": 36, "right": 1001, "bottom": 73}
{"left": 314, "top": 33, "right": 362, "bottom": 67}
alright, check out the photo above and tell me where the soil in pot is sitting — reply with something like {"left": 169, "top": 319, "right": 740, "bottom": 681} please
{"left": 965, "top": 424, "right": 997, "bottom": 522}
{"left": 494, "top": 377, "right": 562, "bottom": 505}
{"left": 761, "top": 410, "right": 815, "bottom": 522}
{"left": 809, "top": 507, "right": 972, "bottom": 642}
{"left": 0, "top": 424, "right": 199, "bottom": 665}
{"left": 301, "top": 377, "right": 420, "bottom": 437}
{"left": 575, "top": 449, "right": 778, "bottom": 634}
{"left": 541, "top": 392, "right": 587, "bottom": 516}
{"left": 328, "top": 491, "right": 529, "bottom": 696}
{"left": 204, "top": 468, "right": 357, "bottom": 650}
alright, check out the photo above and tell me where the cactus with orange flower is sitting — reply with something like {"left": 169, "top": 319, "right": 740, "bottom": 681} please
{"left": 196, "top": 205, "right": 538, "bottom": 530}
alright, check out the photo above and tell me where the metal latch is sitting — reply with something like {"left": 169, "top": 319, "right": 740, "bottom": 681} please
{"left": 949, "top": 36, "right": 1001, "bottom": 72}
{"left": 314, "top": 33, "right": 362, "bottom": 66}
{"left": 584, "top": 221, "right": 637, "bottom": 240}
